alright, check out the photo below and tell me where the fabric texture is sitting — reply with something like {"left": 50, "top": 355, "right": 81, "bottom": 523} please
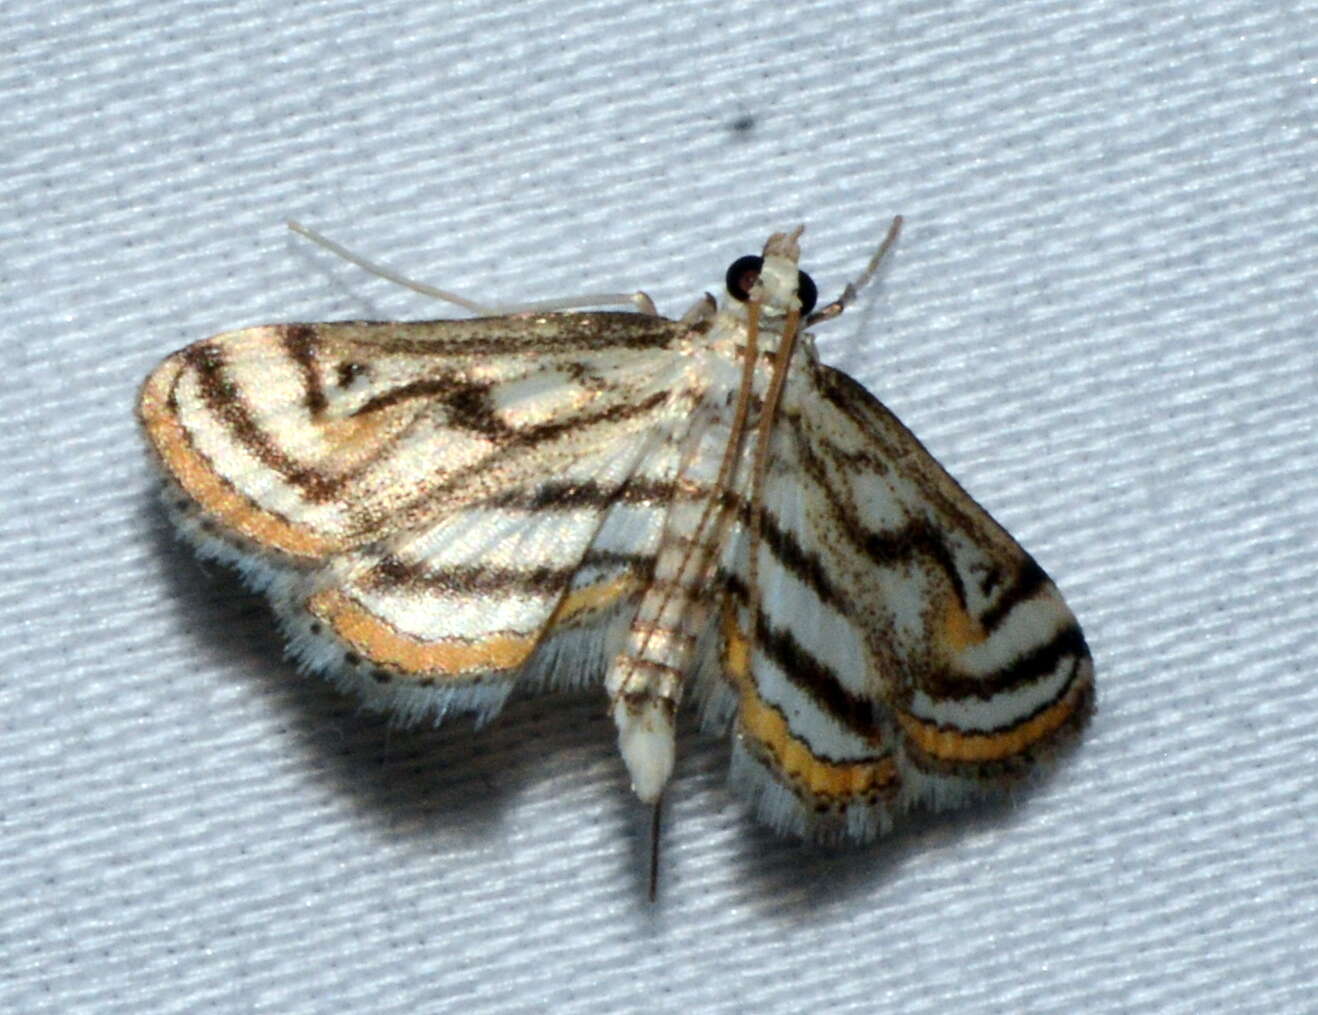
{"left": 3, "top": 1, "right": 1314, "bottom": 1012}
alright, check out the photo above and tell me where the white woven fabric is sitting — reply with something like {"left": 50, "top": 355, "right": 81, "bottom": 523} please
{"left": 3, "top": 1, "right": 1315, "bottom": 1012}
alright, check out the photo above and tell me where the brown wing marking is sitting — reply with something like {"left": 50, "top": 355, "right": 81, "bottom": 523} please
{"left": 721, "top": 599, "right": 901, "bottom": 811}
{"left": 138, "top": 348, "right": 337, "bottom": 560}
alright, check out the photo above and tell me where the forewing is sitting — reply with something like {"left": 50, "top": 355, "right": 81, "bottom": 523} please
{"left": 711, "top": 392, "right": 903, "bottom": 842}
{"left": 138, "top": 313, "right": 687, "bottom": 564}
{"left": 715, "top": 360, "right": 1093, "bottom": 840}
{"left": 141, "top": 313, "right": 693, "bottom": 722}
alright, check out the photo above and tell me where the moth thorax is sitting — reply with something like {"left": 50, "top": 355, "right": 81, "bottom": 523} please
{"left": 753, "top": 253, "right": 804, "bottom": 317}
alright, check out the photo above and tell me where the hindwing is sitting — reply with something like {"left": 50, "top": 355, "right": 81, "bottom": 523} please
{"left": 712, "top": 359, "right": 1093, "bottom": 839}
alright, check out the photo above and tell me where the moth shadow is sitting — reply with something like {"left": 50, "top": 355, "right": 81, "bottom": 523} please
{"left": 656, "top": 704, "right": 1072, "bottom": 910}
{"left": 143, "top": 495, "right": 618, "bottom": 849}
{"left": 718, "top": 738, "right": 1088, "bottom": 913}
{"left": 143, "top": 495, "right": 1071, "bottom": 907}
{"left": 724, "top": 798, "right": 1022, "bottom": 913}
{"left": 640, "top": 723, "right": 1032, "bottom": 910}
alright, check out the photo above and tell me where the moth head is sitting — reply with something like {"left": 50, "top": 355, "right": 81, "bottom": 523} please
{"left": 724, "top": 226, "right": 818, "bottom": 318}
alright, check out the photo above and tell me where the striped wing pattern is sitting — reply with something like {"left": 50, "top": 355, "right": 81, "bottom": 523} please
{"left": 714, "top": 361, "right": 1092, "bottom": 840}
{"left": 139, "top": 314, "right": 696, "bottom": 721}
{"left": 140, "top": 229, "right": 1092, "bottom": 844}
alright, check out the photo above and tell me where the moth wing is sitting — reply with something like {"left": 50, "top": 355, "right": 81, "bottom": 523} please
{"left": 141, "top": 314, "right": 693, "bottom": 722}
{"left": 285, "top": 424, "right": 688, "bottom": 724}
{"left": 714, "top": 361, "right": 1093, "bottom": 840}
{"left": 138, "top": 314, "right": 687, "bottom": 565}
{"left": 708, "top": 381, "right": 902, "bottom": 842}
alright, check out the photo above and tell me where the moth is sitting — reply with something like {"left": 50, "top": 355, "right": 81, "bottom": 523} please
{"left": 139, "top": 219, "right": 1092, "bottom": 856}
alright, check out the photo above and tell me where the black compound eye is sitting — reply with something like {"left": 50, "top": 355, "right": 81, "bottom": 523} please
{"left": 725, "top": 255, "right": 762, "bottom": 302}
{"left": 796, "top": 270, "right": 818, "bottom": 316}
{"left": 724, "top": 255, "right": 818, "bottom": 316}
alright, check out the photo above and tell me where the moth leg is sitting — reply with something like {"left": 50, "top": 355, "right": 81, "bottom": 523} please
{"left": 495, "top": 290, "right": 659, "bottom": 316}
{"left": 289, "top": 220, "right": 659, "bottom": 316}
{"left": 678, "top": 292, "right": 718, "bottom": 326}
{"left": 805, "top": 215, "right": 903, "bottom": 325}
{"left": 288, "top": 220, "right": 501, "bottom": 314}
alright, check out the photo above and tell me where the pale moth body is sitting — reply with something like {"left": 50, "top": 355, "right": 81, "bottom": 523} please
{"left": 139, "top": 221, "right": 1092, "bottom": 854}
